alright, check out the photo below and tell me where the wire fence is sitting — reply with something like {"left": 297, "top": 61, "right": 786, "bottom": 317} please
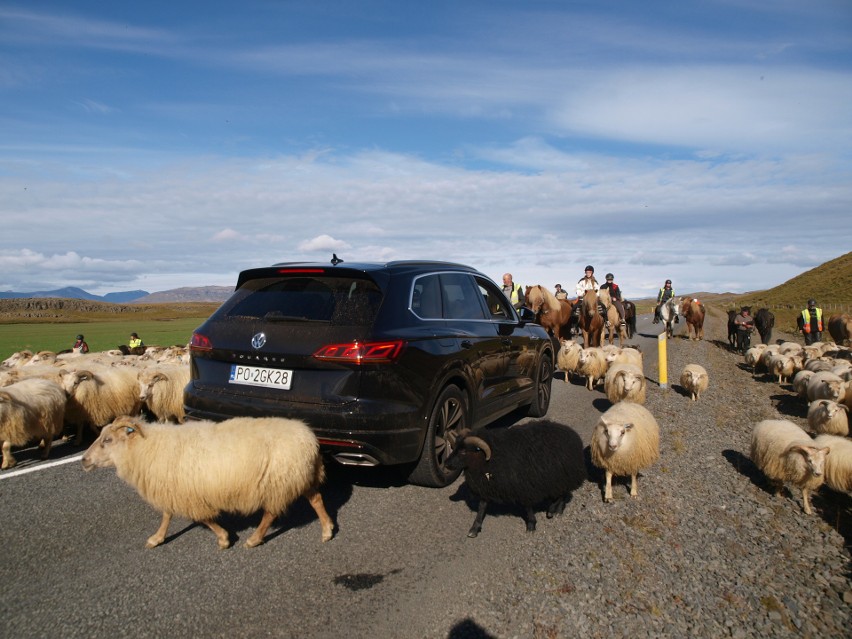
{"left": 720, "top": 303, "right": 852, "bottom": 312}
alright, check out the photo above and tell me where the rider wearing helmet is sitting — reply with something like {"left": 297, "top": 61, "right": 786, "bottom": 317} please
{"left": 73, "top": 334, "right": 90, "bottom": 354}
{"left": 653, "top": 279, "right": 677, "bottom": 324}
{"left": 598, "top": 273, "right": 626, "bottom": 328}
{"left": 573, "top": 265, "right": 607, "bottom": 325}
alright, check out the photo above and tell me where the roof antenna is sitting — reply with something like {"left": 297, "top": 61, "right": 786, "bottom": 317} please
{"left": 331, "top": 253, "right": 344, "bottom": 266}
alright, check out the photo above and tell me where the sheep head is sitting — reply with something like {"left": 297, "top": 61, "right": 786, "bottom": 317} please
{"left": 599, "top": 419, "right": 634, "bottom": 452}
{"left": 445, "top": 431, "right": 492, "bottom": 471}
{"left": 61, "top": 369, "right": 103, "bottom": 395}
{"left": 82, "top": 416, "right": 146, "bottom": 471}
{"left": 784, "top": 444, "right": 830, "bottom": 477}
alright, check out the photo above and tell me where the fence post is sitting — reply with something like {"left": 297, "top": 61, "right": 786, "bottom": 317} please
{"left": 658, "top": 332, "right": 668, "bottom": 389}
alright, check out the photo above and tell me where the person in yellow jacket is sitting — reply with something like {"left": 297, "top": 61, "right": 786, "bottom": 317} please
{"left": 797, "top": 299, "right": 823, "bottom": 345}
{"left": 120, "top": 332, "right": 146, "bottom": 355}
{"left": 501, "top": 273, "right": 524, "bottom": 310}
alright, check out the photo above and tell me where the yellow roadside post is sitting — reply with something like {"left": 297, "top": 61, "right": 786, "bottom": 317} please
{"left": 658, "top": 332, "right": 668, "bottom": 389}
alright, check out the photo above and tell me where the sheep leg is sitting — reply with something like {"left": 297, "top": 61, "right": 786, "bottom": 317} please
{"left": 523, "top": 507, "right": 537, "bottom": 532}
{"left": 73, "top": 423, "right": 85, "bottom": 446}
{"left": 468, "top": 500, "right": 489, "bottom": 538}
{"left": 203, "top": 520, "right": 232, "bottom": 549}
{"left": 1, "top": 440, "right": 16, "bottom": 470}
{"left": 546, "top": 497, "right": 565, "bottom": 518}
{"left": 604, "top": 470, "right": 614, "bottom": 502}
{"left": 306, "top": 489, "right": 335, "bottom": 542}
{"left": 630, "top": 474, "right": 639, "bottom": 498}
{"left": 245, "top": 510, "right": 276, "bottom": 548}
{"left": 39, "top": 436, "right": 53, "bottom": 460}
{"left": 146, "top": 512, "right": 172, "bottom": 548}
{"left": 801, "top": 488, "right": 813, "bottom": 515}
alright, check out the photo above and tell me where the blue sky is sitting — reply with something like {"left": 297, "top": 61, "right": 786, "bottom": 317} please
{"left": 1, "top": 1, "right": 850, "bottom": 298}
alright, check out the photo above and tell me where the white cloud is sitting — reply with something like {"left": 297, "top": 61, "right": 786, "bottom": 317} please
{"left": 298, "top": 235, "right": 352, "bottom": 252}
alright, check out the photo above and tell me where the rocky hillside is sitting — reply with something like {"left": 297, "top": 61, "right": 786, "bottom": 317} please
{"left": 0, "top": 297, "right": 221, "bottom": 322}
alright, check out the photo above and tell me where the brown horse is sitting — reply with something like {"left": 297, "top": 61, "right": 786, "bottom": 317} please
{"left": 577, "top": 288, "right": 604, "bottom": 347}
{"left": 680, "top": 297, "right": 706, "bottom": 341}
{"left": 524, "top": 285, "right": 573, "bottom": 341}
{"left": 597, "top": 287, "right": 627, "bottom": 346}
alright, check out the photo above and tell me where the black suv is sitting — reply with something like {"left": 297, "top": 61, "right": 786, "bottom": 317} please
{"left": 184, "top": 259, "right": 554, "bottom": 487}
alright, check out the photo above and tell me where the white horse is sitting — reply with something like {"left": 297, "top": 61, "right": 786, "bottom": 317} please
{"left": 659, "top": 297, "right": 680, "bottom": 339}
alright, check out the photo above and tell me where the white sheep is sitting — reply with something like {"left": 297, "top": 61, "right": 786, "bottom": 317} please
{"left": 1, "top": 350, "right": 34, "bottom": 369}
{"left": 0, "top": 378, "right": 67, "bottom": 469}
{"left": 137, "top": 365, "right": 191, "bottom": 423}
{"left": 807, "top": 399, "right": 849, "bottom": 436}
{"left": 604, "top": 346, "right": 643, "bottom": 370}
{"left": 590, "top": 402, "right": 660, "bottom": 502}
{"left": 804, "top": 358, "right": 834, "bottom": 373}
{"left": 62, "top": 366, "right": 142, "bottom": 445}
{"left": 604, "top": 363, "right": 646, "bottom": 405}
{"left": 812, "top": 434, "right": 852, "bottom": 493}
{"left": 679, "top": 364, "right": 709, "bottom": 401}
{"left": 767, "top": 353, "right": 795, "bottom": 384}
{"left": 778, "top": 341, "right": 803, "bottom": 356}
{"left": 758, "top": 345, "right": 780, "bottom": 376}
{"left": 82, "top": 415, "right": 335, "bottom": 549}
{"left": 792, "top": 370, "right": 815, "bottom": 399}
{"left": 749, "top": 419, "right": 829, "bottom": 515}
{"left": 744, "top": 345, "right": 767, "bottom": 377}
{"left": 577, "top": 347, "right": 608, "bottom": 391}
{"left": 556, "top": 339, "right": 582, "bottom": 384}
{"left": 806, "top": 371, "right": 849, "bottom": 403}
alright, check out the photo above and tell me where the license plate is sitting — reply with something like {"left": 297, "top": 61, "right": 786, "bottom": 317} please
{"left": 229, "top": 364, "right": 293, "bottom": 390}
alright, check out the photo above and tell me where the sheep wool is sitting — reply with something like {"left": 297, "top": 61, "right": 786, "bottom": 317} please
{"left": 557, "top": 339, "right": 582, "bottom": 384}
{"left": 750, "top": 419, "right": 828, "bottom": 515}
{"left": 812, "top": 434, "right": 852, "bottom": 492}
{"left": 807, "top": 399, "right": 849, "bottom": 436}
{"left": 62, "top": 366, "right": 142, "bottom": 444}
{"left": 604, "top": 363, "right": 646, "bottom": 405}
{"left": 577, "top": 347, "right": 608, "bottom": 391}
{"left": 590, "top": 402, "right": 660, "bottom": 502}
{"left": 679, "top": 364, "right": 709, "bottom": 401}
{"left": 82, "top": 416, "right": 334, "bottom": 548}
{"left": 137, "top": 365, "right": 191, "bottom": 423}
{"left": 0, "top": 378, "right": 66, "bottom": 469}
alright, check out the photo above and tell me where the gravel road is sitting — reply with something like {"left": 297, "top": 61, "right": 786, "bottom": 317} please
{"left": 391, "top": 308, "right": 852, "bottom": 639}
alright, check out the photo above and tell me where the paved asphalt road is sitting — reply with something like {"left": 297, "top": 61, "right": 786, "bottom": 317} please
{"left": 0, "top": 315, "right": 667, "bottom": 638}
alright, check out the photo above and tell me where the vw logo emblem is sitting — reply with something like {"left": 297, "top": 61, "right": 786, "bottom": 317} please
{"left": 251, "top": 332, "right": 267, "bottom": 350}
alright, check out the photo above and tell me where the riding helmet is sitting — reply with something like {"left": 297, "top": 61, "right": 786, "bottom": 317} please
{"left": 605, "top": 273, "right": 614, "bottom": 281}
{"left": 76, "top": 334, "right": 84, "bottom": 340}
{"left": 584, "top": 265, "right": 594, "bottom": 273}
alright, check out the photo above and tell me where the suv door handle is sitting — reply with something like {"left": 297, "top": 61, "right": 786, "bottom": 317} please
{"left": 501, "top": 338, "right": 512, "bottom": 346}
{"left": 460, "top": 340, "right": 473, "bottom": 349}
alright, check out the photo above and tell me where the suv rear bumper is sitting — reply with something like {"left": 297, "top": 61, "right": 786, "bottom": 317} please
{"left": 183, "top": 387, "right": 425, "bottom": 466}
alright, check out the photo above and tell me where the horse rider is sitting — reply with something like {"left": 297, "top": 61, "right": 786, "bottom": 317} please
{"left": 653, "top": 279, "right": 678, "bottom": 324}
{"left": 554, "top": 283, "right": 569, "bottom": 301}
{"left": 501, "top": 273, "right": 524, "bottom": 310}
{"left": 599, "top": 273, "right": 626, "bottom": 329}
{"left": 573, "top": 265, "right": 608, "bottom": 324}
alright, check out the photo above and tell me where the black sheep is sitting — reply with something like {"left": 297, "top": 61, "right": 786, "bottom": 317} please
{"left": 446, "top": 420, "right": 586, "bottom": 538}
{"left": 755, "top": 308, "right": 775, "bottom": 345}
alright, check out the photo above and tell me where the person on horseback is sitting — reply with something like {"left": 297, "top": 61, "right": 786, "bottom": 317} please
{"left": 554, "top": 283, "right": 569, "bottom": 301}
{"left": 653, "top": 279, "right": 678, "bottom": 324}
{"left": 573, "top": 265, "right": 608, "bottom": 325}
{"left": 599, "top": 273, "right": 626, "bottom": 329}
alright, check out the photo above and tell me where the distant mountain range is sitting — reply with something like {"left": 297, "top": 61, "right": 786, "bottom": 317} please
{"left": 0, "top": 285, "right": 233, "bottom": 303}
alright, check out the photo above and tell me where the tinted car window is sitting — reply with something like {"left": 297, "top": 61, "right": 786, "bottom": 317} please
{"left": 222, "top": 276, "right": 382, "bottom": 326}
{"left": 475, "top": 277, "right": 514, "bottom": 320}
{"left": 440, "top": 272, "right": 486, "bottom": 320}
{"left": 412, "top": 274, "right": 443, "bottom": 319}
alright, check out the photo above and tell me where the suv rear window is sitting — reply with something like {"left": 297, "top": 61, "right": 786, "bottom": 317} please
{"left": 222, "top": 275, "right": 382, "bottom": 326}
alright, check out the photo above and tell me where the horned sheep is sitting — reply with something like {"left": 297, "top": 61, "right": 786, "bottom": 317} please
{"left": 679, "top": 364, "right": 709, "bottom": 401}
{"left": 82, "top": 415, "right": 335, "bottom": 548}
{"left": 749, "top": 419, "right": 828, "bottom": 515}
{"left": 445, "top": 420, "right": 586, "bottom": 537}
{"left": 812, "top": 434, "right": 852, "bottom": 493}
{"left": 767, "top": 353, "right": 796, "bottom": 384}
{"left": 792, "top": 370, "right": 816, "bottom": 399}
{"left": 137, "top": 365, "right": 191, "bottom": 423}
{"left": 604, "top": 363, "right": 646, "bottom": 405}
{"left": 0, "top": 378, "right": 66, "bottom": 469}
{"left": 577, "top": 347, "right": 608, "bottom": 391}
{"left": 590, "top": 402, "right": 660, "bottom": 502}
{"left": 61, "top": 366, "right": 142, "bottom": 445}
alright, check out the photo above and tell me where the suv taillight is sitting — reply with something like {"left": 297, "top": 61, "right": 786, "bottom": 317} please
{"left": 313, "top": 340, "right": 404, "bottom": 364}
{"left": 190, "top": 333, "right": 213, "bottom": 352}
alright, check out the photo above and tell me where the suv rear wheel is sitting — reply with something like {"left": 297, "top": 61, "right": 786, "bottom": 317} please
{"left": 408, "top": 384, "right": 467, "bottom": 487}
{"left": 526, "top": 353, "right": 553, "bottom": 417}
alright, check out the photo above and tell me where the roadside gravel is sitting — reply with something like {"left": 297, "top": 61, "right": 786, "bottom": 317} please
{"left": 437, "top": 308, "right": 851, "bottom": 638}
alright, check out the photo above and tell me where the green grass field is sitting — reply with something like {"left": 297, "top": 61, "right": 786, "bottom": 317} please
{"left": 0, "top": 317, "right": 208, "bottom": 361}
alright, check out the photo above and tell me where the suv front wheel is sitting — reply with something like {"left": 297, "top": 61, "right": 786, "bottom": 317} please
{"left": 526, "top": 353, "right": 553, "bottom": 417}
{"left": 408, "top": 384, "right": 467, "bottom": 487}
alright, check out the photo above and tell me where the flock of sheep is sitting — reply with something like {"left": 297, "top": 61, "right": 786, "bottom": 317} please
{"left": 744, "top": 339, "right": 852, "bottom": 514}
{"left": 2, "top": 322, "right": 851, "bottom": 547}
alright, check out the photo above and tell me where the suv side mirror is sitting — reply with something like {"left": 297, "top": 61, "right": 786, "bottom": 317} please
{"left": 518, "top": 307, "right": 537, "bottom": 324}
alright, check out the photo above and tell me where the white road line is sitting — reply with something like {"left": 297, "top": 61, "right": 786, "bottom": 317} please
{"left": 0, "top": 453, "right": 84, "bottom": 479}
